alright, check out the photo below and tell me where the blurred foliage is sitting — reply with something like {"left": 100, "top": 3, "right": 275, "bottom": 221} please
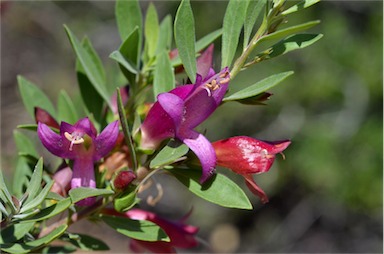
{"left": 1, "top": 1, "right": 382, "bottom": 253}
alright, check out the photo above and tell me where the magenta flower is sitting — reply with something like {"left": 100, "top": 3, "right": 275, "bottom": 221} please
{"left": 141, "top": 65, "right": 230, "bottom": 183}
{"left": 212, "top": 136, "right": 291, "bottom": 204}
{"left": 102, "top": 208, "right": 199, "bottom": 253}
{"left": 37, "top": 117, "right": 119, "bottom": 206}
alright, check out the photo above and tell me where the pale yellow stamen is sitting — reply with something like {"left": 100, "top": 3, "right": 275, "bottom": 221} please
{"left": 146, "top": 183, "right": 164, "bottom": 207}
{"left": 64, "top": 132, "right": 84, "bottom": 151}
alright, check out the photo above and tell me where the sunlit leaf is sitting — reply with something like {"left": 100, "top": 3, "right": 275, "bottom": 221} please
{"left": 156, "top": 15, "right": 173, "bottom": 54}
{"left": 22, "top": 198, "right": 71, "bottom": 222}
{"left": 20, "top": 181, "right": 54, "bottom": 213}
{"left": 150, "top": 140, "right": 189, "bottom": 169}
{"left": 0, "top": 221, "right": 34, "bottom": 244}
{"left": 243, "top": 0, "right": 266, "bottom": 49}
{"left": 221, "top": 0, "right": 248, "bottom": 68}
{"left": 13, "top": 130, "right": 39, "bottom": 159}
{"left": 61, "top": 233, "right": 109, "bottom": 251}
{"left": 282, "top": 0, "right": 320, "bottom": 15}
{"left": 115, "top": 0, "right": 142, "bottom": 41}
{"left": 174, "top": 0, "right": 197, "bottom": 82}
{"left": 69, "top": 187, "right": 114, "bottom": 204}
{"left": 224, "top": 71, "right": 294, "bottom": 101}
{"left": 144, "top": 3, "right": 159, "bottom": 58}
{"left": 169, "top": 168, "right": 252, "bottom": 209}
{"left": 17, "top": 76, "right": 56, "bottom": 119}
{"left": 22, "top": 158, "right": 44, "bottom": 205}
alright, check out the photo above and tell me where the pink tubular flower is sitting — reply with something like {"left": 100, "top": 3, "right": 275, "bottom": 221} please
{"left": 102, "top": 208, "right": 199, "bottom": 253}
{"left": 212, "top": 136, "right": 291, "bottom": 204}
{"left": 37, "top": 117, "right": 119, "bottom": 206}
{"left": 140, "top": 46, "right": 229, "bottom": 183}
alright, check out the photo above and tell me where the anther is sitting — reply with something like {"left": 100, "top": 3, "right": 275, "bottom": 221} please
{"left": 64, "top": 132, "right": 84, "bottom": 151}
{"left": 219, "top": 78, "right": 230, "bottom": 84}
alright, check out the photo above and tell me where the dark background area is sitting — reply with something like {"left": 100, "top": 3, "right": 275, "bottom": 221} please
{"left": 1, "top": 1, "right": 382, "bottom": 253}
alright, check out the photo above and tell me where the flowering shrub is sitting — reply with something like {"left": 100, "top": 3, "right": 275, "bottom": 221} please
{"left": 1, "top": 0, "right": 321, "bottom": 253}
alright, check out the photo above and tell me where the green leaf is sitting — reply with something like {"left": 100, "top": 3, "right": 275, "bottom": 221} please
{"left": 20, "top": 181, "right": 54, "bottom": 213}
{"left": 64, "top": 26, "right": 112, "bottom": 110}
{"left": 224, "top": 71, "right": 294, "bottom": 101}
{"left": 13, "top": 130, "right": 39, "bottom": 159}
{"left": 17, "top": 124, "right": 39, "bottom": 132}
{"left": 172, "top": 28, "right": 223, "bottom": 67}
{"left": 0, "top": 169, "right": 16, "bottom": 213}
{"left": 114, "top": 186, "right": 139, "bottom": 212}
{"left": 150, "top": 140, "right": 189, "bottom": 169}
{"left": 156, "top": 15, "right": 173, "bottom": 54}
{"left": 110, "top": 27, "right": 140, "bottom": 86}
{"left": 221, "top": 0, "right": 248, "bottom": 68}
{"left": 174, "top": 0, "right": 197, "bottom": 83}
{"left": 259, "top": 20, "right": 320, "bottom": 44}
{"left": 169, "top": 168, "right": 252, "bottom": 209}
{"left": 144, "top": 3, "right": 159, "bottom": 59}
{"left": 69, "top": 187, "right": 114, "bottom": 204}
{"left": 13, "top": 157, "right": 32, "bottom": 198}
{"left": 17, "top": 76, "right": 56, "bottom": 119}
{"left": 282, "top": 0, "right": 320, "bottom": 15}
{"left": 22, "top": 198, "right": 71, "bottom": 222}
{"left": 258, "top": 33, "right": 323, "bottom": 60}
{"left": 0, "top": 224, "right": 67, "bottom": 253}
{"left": 101, "top": 215, "right": 170, "bottom": 242}
{"left": 61, "top": 233, "right": 109, "bottom": 251}
{"left": 117, "top": 88, "right": 138, "bottom": 171}
{"left": 41, "top": 245, "right": 76, "bottom": 254}
{"left": 0, "top": 221, "right": 35, "bottom": 244}
{"left": 115, "top": 0, "right": 142, "bottom": 42}
{"left": 57, "top": 90, "right": 79, "bottom": 124}
{"left": 243, "top": 0, "right": 267, "bottom": 49}
{"left": 23, "top": 158, "right": 43, "bottom": 205}
{"left": 153, "top": 50, "right": 175, "bottom": 98}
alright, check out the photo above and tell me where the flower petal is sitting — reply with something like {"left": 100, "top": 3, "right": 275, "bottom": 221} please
{"left": 158, "top": 93, "right": 185, "bottom": 128}
{"left": 197, "top": 44, "right": 214, "bottom": 79}
{"left": 243, "top": 174, "right": 269, "bottom": 204}
{"left": 170, "top": 84, "right": 195, "bottom": 100}
{"left": 35, "top": 107, "right": 60, "bottom": 129}
{"left": 71, "top": 157, "right": 96, "bottom": 206}
{"left": 180, "top": 130, "right": 216, "bottom": 183}
{"left": 94, "top": 120, "right": 119, "bottom": 161}
{"left": 37, "top": 122, "right": 73, "bottom": 159}
{"left": 74, "top": 117, "right": 97, "bottom": 138}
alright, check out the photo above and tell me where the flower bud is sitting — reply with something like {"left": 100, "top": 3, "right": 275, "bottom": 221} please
{"left": 113, "top": 170, "right": 136, "bottom": 190}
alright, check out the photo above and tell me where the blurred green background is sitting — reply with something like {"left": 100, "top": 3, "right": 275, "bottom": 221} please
{"left": 1, "top": 1, "right": 382, "bottom": 253}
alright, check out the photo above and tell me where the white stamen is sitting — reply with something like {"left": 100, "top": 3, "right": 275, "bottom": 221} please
{"left": 64, "top": 131, "right": 84, "bottom": 151}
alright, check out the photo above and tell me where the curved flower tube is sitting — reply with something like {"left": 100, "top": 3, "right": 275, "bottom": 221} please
{"left": 212, "top": 136, "right": 291, "bottom": 204}
{"left": 37, "top": 117, "right": 119, "bottom": 206}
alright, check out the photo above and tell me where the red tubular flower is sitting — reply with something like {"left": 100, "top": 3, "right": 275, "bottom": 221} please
{"left": 212, "top": 136, "right": 291, "bottom": 204}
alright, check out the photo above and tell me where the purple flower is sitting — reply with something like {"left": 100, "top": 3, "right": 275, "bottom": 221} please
{"left": 37, "top": 117, "right": 119, "bottom": 206}
{"left": 140, "top": 66, "right": 230, "bottom": 183}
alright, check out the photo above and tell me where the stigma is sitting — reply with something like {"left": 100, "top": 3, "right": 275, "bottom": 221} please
{"left": 64, "top": 131, "right": 84, "bottom": 151}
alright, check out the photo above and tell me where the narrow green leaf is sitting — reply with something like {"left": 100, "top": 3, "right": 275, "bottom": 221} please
{"left": 260, "top": 33, "right": 323, "bottom": 59}
{"left": 17, "top": 124, "right": 38, "bottom": 132}
{"left": 117, "top": 88, "right": 138, "bottom": 171}
{"left": 0, "top": 224, "right": 67, "bottom": 253}
{"left": 41, "top": 245, "right": 76, "bottom": 254}
{"left": 64, "top": 26, "right": 112, "bottom": 109}
{"left": 69, "top": 188, "right": 114, "bottom": 204}
{"left": 20, "top": 181, "right": 54, "bottom": 213}
{"left": 172, "top": 28, "right": 223, "bottom": 67}
{"left": 243, "top": 0, "right": 267, "bottom": 49}
{"left": 115, "top": 0, "right": 142, "bottom": 41}
{"left": 13, "top": 157, "right": 32, "bottom": 198}
{"left": 169, "top": 168, "right": 252, "bottom": 210}
{"left": 153, "top": 51, "right": 175, "bottom": 97}
{"left": 0, "top": 169, "right": 16, "bottom": 213}
{"left": 57, "top": 90, "right": 79, "bottom": 124}
{"left": 156, "top": 15, "right": 173, "bottom": 54}
{"left": 259, "top": 20, "right": 320, "bottom": 44}
{"left": 22, "top": 198, "right": 71, "bottom": 222}
{"left": 62, "top": 233, "right": 110, "bottom": 251}
{"left": 150, "top": 140, "right": 189, "bottom": 169}
{"left": 0, "top": 221, "right": 35, "bottom": 244}
{"left": 110, "top": 51, "right": 138, "bottom": 75}
{"left": 13, "top": 130, "right": 39, "bottom": 159}
{"left": 17, "top": 76, "right": 56, "bottom": 119}
{"left": 282, "top": 0, "right": 320, "bottom": 15}
{"left": 144, "top": 3, "right": 159, "bottom": 58}
{"left": 101, "top": 215, "right": 170, "bottom": 242}
{"left": 174, "top": 0, "right": 197, "bottom": 83}
{"left": 23, "top": 158, "right": 43, "bottom": 205}
{"left": 224, "top": 71, "right": 293, "bottom": 101}
{"left": 221, "top": 0, "right": 248, "bottom": 68}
